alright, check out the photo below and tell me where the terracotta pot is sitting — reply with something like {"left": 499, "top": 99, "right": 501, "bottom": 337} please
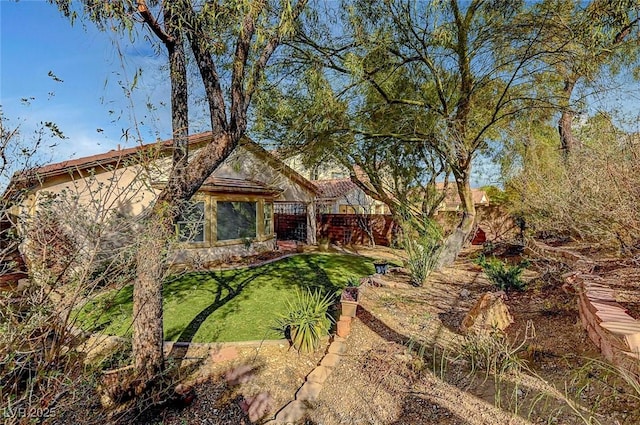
{"left": 341, "top": 300, "right": 358, "bottom": 318}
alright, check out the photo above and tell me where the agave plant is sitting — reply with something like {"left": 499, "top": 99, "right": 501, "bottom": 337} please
{"left": 276, "top": 288, "right": 335, "bottom": 353}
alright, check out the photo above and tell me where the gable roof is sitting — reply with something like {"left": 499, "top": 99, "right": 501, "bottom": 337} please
{"left": 435, "top": 182, "right": 489, "bottom": 209}
{"left": 238, "top": 140, "right": 318, "bottom": 194}
{"left": 6, "top": 132, "right": 318, "bottom": 196}
{"left": 314, "top": 178, "right": 358, "bottom": 200}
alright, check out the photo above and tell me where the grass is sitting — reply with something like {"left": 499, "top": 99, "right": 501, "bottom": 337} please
{"left": 75, "top": 253, "right": 374, "bottom": 343}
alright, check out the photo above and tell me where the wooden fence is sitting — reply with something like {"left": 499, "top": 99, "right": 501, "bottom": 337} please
{"left": 317, "top": 214, "right": 397, "bottom": 246}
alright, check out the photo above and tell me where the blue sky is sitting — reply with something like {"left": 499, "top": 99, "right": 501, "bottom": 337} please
{"left": 2, "top": 1, "right": 639, "bottom": 189}
{"left": 1, "top": 0, "right": 172, "bottom": 165}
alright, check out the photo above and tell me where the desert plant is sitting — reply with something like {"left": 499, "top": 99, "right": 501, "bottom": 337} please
{"left": 275, "top": 288, "right": 335, "bottom": 353}
{"left": 345, "top": 276, "right": 361, "bottom": 288}
{"left": 405, "top": 238, "right": 442, "bottom": 287}
{"left": 475, "top": 254, "right": 530, "bottom": 291}
{"left": 402, "top": 218, "right": 443, "bottom": 286}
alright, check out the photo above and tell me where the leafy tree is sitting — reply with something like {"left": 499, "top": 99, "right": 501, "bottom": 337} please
{"left": 529, "top": 0, "right": 640, "bottom": 156}
{"left": 260, "top": 0, "right": 553, "bottom": 266}
{"left": 50, "top": 0, "right": 307, "bottom": 387}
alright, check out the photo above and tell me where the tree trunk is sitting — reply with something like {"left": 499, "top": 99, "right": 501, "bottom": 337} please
{"left": 436, "top": 172, "right": 476, "bottom": 269}
{"left": 132, "top": 207, "right": 173, "bottom": 388}
{"left": 131, "top": 6, "right": 189, "bottom": 385}
{"left": 558, "top": 78, "right": 580, "bottom": 157}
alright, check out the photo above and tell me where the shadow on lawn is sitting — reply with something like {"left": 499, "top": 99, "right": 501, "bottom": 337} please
{"left": 167, "top": 271, "right": 258, "bottom": 363}
{"left": 166, "top": 254, "right": 374, "bottom": 365}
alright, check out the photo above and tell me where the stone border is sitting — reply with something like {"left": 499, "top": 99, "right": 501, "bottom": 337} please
{"left": 263, "top": 281, "right": 366, "bottom": 424}
{"left": 567, "top": 272, "right": 640, "bottom": 374}
{"left": 527, "top": 239, "right": 640, "bottom": 378}
{"left": 164, "top": 338, "right": 291, "bottom": 350}
{"left": 265, "top": 335, "right": 349, "bottom": 424}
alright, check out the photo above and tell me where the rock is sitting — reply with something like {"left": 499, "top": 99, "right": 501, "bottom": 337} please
{"left": 327, "top": 340, "right": 347, "bottom": 355}
{"left": 77, "top": 335, "right": 128, "bottom": 366}
{"left": 460, "top": 292, "right": 513, "bottom": 335}
{"left": 295, "top": 381, "right": 323, "bottom": 401}
{"left": 306, "top": 366, "right": 332, "bottom": 384}
{"left": 225, "top": 364, "right": 256, "bottom": 386}
{"left": 320, "top": 353, "right": 342, "bottom": 368}
{"left": 16, "top": 278, "right": 32, "bottom": 292}
{"left": 240, "top": 392, "right": 273, "bottom": 423}
{"left": 460, "top": 288, "right": 471, "bottom": 299}
{"left": 275, "top": 400, "right": 307, "bottom": 423}
{"left": 336, "top": 317, "right": 351, "bottom": 338}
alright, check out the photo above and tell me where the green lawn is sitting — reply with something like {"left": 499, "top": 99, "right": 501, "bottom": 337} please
{"left": 76, "top": 253, "right": 375, "bottom": 343}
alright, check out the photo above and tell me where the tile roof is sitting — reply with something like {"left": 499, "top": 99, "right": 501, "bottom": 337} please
{"left": 435, "top": 181, "right": 489, "bottom": 209}
{"left": 200, "top": 177, "right": 281, "bottom": 195}
{"left": 6, "top": 132, "right": 318, "bottom": 195}
{"left": 313, "top": 178, "right": 358, "bottom": 200}
{"left": 30, "top": 132, "right": 214, "bottom": 178}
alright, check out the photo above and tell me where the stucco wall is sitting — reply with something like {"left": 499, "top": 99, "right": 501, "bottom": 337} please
{"left": 171, "top": 238, "right": 277, "bottom": 266}
{"left": 26, "top": 164, "right": 157, "bottom": 219}
{"left": 18, "top": 143, "right": 315, "bottom": 265}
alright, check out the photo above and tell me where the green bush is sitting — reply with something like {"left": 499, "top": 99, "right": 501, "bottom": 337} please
{"left": 404, "top": 220, "right": 443, "bottom": 286}
{"left": 475, "top": 254, "right": 530, "bottom": 291}
{"left": 275, "top": 288, "right": 335, "bottom": 353}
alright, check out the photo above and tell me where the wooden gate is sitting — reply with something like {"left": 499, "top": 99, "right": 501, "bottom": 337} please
{"left": 274, "top": 202, "right": 307, "bottom": 242}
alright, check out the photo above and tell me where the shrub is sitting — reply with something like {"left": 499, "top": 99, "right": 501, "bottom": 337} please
{"left": 512, "top": 115, "right": 640, "bottom": 254}
{"left": 275, "top": 288, "right": 335, "bottom": 353}
{"left": 475, "top": 254, "right": 530, "bottom": 291}
{"left": 404, "top": 220, "right": 443, "bottom": 286}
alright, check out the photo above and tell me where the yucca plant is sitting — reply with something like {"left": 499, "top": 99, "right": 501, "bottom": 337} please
{"left": 275, "top": 288, "right": 335, "bottom": 353}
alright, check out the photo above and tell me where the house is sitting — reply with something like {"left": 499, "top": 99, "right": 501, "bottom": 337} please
{"left": 5, "top": 133, "right": 318, "bottom": 266}
{"left": 314, "top": 178, "right": 389, "bottom": 215}
{"left": 280, "top": 154, "right": 351, "bottom": 181}
{"left": 435, "top": 182, "right": 490, "bottom": 212}
{"left": 278, "top": 152, "right": 391, "bottom": 215}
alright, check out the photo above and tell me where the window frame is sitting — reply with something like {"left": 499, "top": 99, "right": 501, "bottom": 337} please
{"left": 176, "top": 196, "right": 209, "bottom": 246}
{"left": 214, "top": 199, "right": 258, "bottom": 243}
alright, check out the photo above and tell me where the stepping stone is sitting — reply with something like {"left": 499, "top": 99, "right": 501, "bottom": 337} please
{"left": 275, "top": 400, "right": 307, "bottom": 423}
{"left": 320, "top": 353, "right": 342, "bottom": 368}
{"left": 296, "top": 381, "right": 323, "bottom": 401}
{"left": 307, "top": 366, "right": 332, "bottom": 384}
{"left": 328, "top": 341, "right": 347, "bottom": 355}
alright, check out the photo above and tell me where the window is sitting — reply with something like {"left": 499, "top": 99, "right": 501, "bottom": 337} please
{"left": 177, "top": 200, "right": 206, "bottom": 243}
{"left": 264, "top": 202, "right": 273, "bottom": 235}
{"left": 217, "top": 201, "right": 257, "bottom": 241}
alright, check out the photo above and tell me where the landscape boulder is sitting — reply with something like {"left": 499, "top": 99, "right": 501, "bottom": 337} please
{"left": 460, "top": 291, "right": 513, "bottom": 335}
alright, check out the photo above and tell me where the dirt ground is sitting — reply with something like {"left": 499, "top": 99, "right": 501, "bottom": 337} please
{"left": 142, "top": 245, "right": 640, "bottom": 425}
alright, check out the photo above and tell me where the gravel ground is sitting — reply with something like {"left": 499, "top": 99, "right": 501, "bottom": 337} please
{"left": 130, "top": 248, "right": 640, "bottom": 425}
